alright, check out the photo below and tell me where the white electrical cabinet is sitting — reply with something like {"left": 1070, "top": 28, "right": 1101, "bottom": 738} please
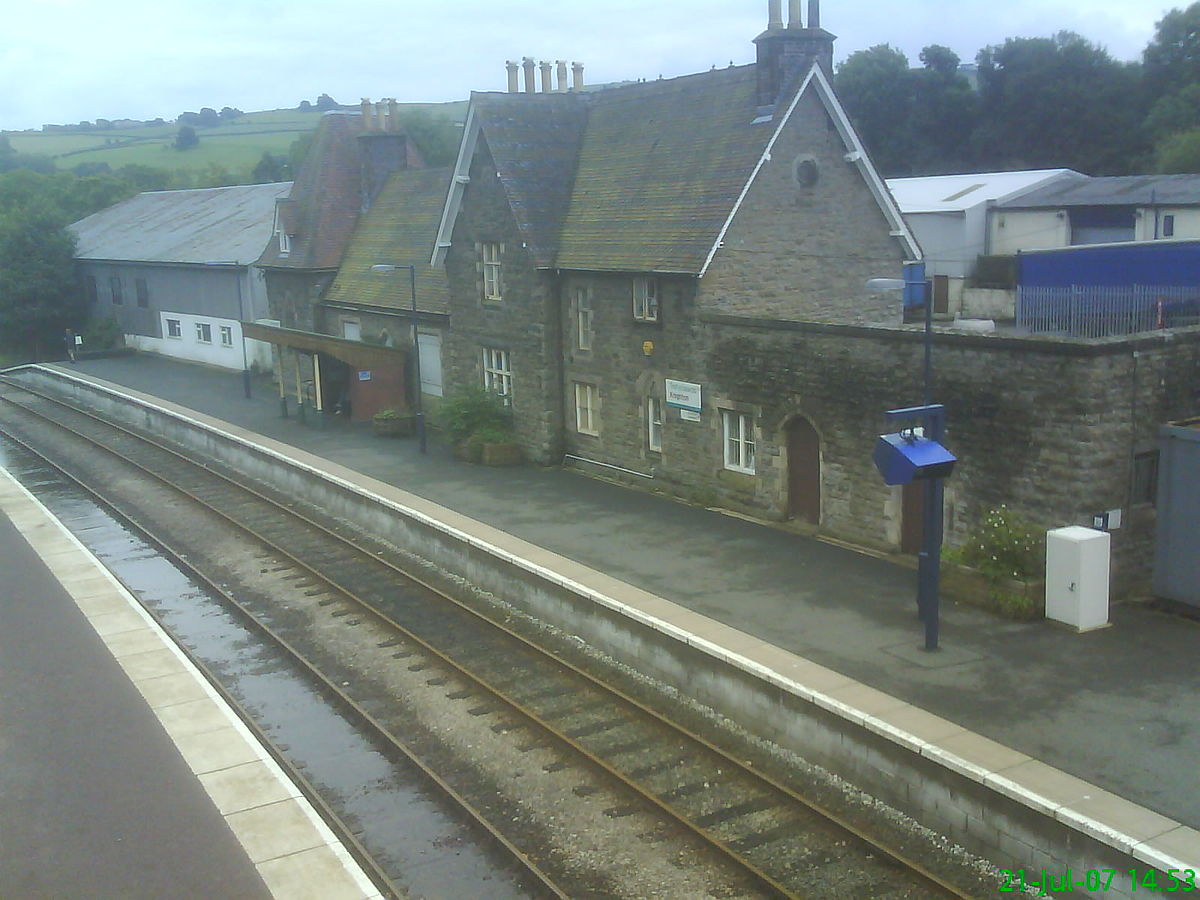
{"left": 1045, "top": 526, "right": 1111, "bottom": 631}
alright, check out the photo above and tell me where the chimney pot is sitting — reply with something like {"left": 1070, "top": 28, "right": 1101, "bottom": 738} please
{"left": 808, "top": 0, "right": 820, "bottom": 29}
{"left": 768, "top": 0, "right": 783, "bottom": 30}
{"left": 555, "top": 60, "right": 568, "bottom": 92}
{"left": 387, "top": 98, "right": 399, "bottom": 132}
{"left": 571, "top": 61, "right": 584, "bottom": 92}
{"left": 788, "top": 0, "right": 802, "bottom": 27}
{"left": 522, "top": 56, "right": 536, "bottom": 93}
{"left": 360, "top": 98, "right": 372, "bottom": 131}
{"left": 539, "top": 59, "right": 552, "bottom": 92}
{"left": 506, "top": 60, "right": 519, "bottom": 93}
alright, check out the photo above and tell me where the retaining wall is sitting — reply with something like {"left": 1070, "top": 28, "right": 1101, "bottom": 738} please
{"left": 8, "top": 364, "right": 1195, "bottom": 898}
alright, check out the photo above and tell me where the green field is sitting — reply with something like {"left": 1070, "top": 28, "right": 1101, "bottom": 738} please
{"left": 5, "top": 102, "right": 466, "bottom": 177}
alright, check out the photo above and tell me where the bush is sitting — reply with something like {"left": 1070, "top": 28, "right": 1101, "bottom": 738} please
{"left": 949, "top": 505, "right": 1045, "bottom": 581}
{"left": 436, "top": 388, "right": 513, "bottom": 445}
{"left": 82, "top": 315, "right": 123, "bottom": 350}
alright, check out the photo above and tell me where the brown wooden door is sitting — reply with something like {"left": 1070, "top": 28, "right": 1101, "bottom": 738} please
{"left": 786, "top": 417, "right": 820, "bottom": 525}
{"left": 901, "top": 481, "right": 925, "bottom": 554}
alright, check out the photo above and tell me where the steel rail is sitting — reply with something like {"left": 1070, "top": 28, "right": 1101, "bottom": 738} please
{"left": 1, "top": 381, "right": 978, "bottom": 900}
{"left": 0, "top": 396, "right": 570, "bottom": 900}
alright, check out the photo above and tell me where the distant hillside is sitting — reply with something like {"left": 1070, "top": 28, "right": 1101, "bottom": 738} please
{"left": 3, "top": 102, "right": 468, "bottom": 178}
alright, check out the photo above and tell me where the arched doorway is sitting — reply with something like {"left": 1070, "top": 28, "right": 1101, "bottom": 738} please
{"left": 786, "top": 416, "right": 821, "bottom": 525}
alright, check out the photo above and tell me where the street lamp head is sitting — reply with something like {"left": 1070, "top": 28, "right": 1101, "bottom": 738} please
{"left": 865, "top": 277, "right": 906, "bottom": 292}
{"left": 371, "top": 264, "right": 398, "bottom": 273}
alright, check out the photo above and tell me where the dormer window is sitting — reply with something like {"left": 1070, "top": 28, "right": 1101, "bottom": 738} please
{"left": 273, "top": 197, "right": 296, "bottom": 257}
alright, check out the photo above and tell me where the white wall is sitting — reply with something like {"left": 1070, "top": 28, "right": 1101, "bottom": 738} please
{"left": 130, "top": 311, "right": 268, "bottom": 371}
{"left": 989, "top": 210, "right": 1069, "bottom": 255}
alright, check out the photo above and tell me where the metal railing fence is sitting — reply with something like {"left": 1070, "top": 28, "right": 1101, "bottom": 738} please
{"left": 1016, "top": 285, "right": 1200, "bottom": 337}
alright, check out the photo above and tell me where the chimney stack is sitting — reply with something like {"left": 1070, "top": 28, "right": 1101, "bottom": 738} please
{"left": 571, "top": 61, "right": 585, "bottom": 91}
{"left": 556, "top": 60, "right": 568, "bottom": 92}
{"left": 768, "top": 0, "right": 783, "bottom": 29}
{"left": 522, "top": 56, "right": 536, "bottom": 92}
{"left": 754, "top": 0, "right": 835, "bottom": 110}
{"left": 539, "top": 60, "right": 552, "bottom": 92}
{"left": 506, "top": 60, "right": 519, "bottom": 93}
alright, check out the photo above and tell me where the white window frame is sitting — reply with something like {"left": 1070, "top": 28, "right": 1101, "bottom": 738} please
{"left": 721, "top": 409, "right": 755, "bottom": 474}
{"left": 647, "top": 396, "right": 663, "bottom": 452}
{"left": 575, "top": 382, "right": 599, "bottom": 436}
{"left": 482, "top": 347, "right": 512, "bottom": 400}
{"left": 195, "top": 322, "right": 212, "bottom": 344}
{"left": 633, "top": 277, "right": 659, "bottom": 322}
{"left": 165, "top": 318, "right": 182, "bottom": 339}
{"left": 482, "top": 242, "right": 503, "bottom": 301}
{"left": 219, "top": 325, "right": 234, "bottom": 347}
{"left": 575, "top": 286, "right": 593, "bottom": 350}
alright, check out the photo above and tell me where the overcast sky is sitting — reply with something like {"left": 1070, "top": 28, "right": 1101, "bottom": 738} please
{"left": 2, "top": 0, "right": 1182, "bottom": 132}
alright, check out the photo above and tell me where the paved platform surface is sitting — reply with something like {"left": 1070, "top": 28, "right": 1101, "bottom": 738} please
{"left": 8, "top": 357, "right": 1199, "bottom": 850}
{"left": 0, "top": 464, "right": 382, "bottom": 899}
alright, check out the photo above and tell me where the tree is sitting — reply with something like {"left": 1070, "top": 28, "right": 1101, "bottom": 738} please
{"left": 1144, "top": 3, "right": 1200, "bottom": 99}
{"left": 910, "top": 45, "right": 979, "bottom": 174}
{"left": 835, "top": 45, "right": 918, "bottom": 176}
{"left": 972, "top": 32, "right": 1146, "bottom": 174}
{"left": 252, "top": 152, "right": 285, "bottom": 183}
{"left": 174, "top": 125, "right": 199, "bottom": 150}
{"left": 197, "top": 107, "right": 220, "bottom": 127}
{"left": 315, "top": 93, "right": 339, "bottom": 111}
{"left": 219, "top": 107, "right": 243, "bottom": 120}
{"left": 398, "top": 109, "right": 462, "bottom": 167}
{"left": 1156, "top": 125, "right": 1200, "bottom": 172}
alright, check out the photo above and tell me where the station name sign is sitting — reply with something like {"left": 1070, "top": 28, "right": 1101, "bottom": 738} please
{"left": 665, "top": 379, "right": 702, "bottom": 413}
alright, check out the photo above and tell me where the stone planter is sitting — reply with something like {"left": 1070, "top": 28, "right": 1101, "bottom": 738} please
{"left": 942, "top": 564, "right": 1044, "bottom": 620}
{"left": 372, "top": 415, "right": 413, "bottom": 437}
{"left": 481, "top": 441, "right": 523, "bottom": 467}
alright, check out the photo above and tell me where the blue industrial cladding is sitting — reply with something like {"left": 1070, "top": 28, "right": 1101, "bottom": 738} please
{"left": 1018, "top": 239, "right": 1200, "bottom": 289}
{"left": 873, "top": 432, "right": 957, "bottom": 486}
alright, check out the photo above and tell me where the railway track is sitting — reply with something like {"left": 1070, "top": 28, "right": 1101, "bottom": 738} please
{"left": 0, "top": 379, "right": 990, "bottom": 899}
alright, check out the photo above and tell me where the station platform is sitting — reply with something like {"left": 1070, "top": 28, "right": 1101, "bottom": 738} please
{"left": 0, "top": 465, "right": 382, "bottom": 899}
{"left": 4, "top": 355, "right": 1198, "bottom": 885}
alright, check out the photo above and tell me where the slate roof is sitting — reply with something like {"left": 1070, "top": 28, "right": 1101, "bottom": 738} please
{"left": 436, "top": 62, "right": 916, "bottom": 274}
{"left": 995, "top": 173, "right": 1200, "bottom": 209}
{"left": 256, "top": 112, "right": 366, "bottom": 271}
{"left": 556, "top": 66, "right": 769, "bottom": 274}
{"left": 324, "top": 167, "right": 453, "bottom": 315}
{"left": 70, "top": 182, "right": 292, "bottom": 265}
{"left": 471, "top": 91, "right": 589, "bottom": 268}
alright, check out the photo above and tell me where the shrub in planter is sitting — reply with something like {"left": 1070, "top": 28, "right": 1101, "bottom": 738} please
{"left": 436, "top": 389, "right": 512, "bottom": 445}
{"left": 372, "top": 408, "right": 411, "bottom": 436}
{"left": 944, "top": 505, "right": 1046, "bottom": 619}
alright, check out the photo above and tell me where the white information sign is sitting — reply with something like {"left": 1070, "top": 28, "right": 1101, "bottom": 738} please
{"left": 665, "top": 379, "right": 702, "bottom": 412}
{"left": 679, "top": 409, "right": 701, "bottom": 422}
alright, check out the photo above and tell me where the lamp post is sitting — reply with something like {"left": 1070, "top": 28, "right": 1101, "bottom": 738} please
{"left": 868, "top": 266, "right": 953, "bottom": 651}
{"left": 369, "top": 264, "right": 426, "bottom": 453}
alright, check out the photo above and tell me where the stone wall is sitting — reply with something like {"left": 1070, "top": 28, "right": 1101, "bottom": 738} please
{"left": 697, "top": 88, "right": 907, "bottom": 326}
{"left": 441, "top": 137, "right": 564, "bottom": 464}
{"left": 556, "top": 289, "right": 1200, "bottom": 597}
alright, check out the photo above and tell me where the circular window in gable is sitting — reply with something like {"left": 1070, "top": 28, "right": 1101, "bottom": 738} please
{"left": 792, "top": 155, "right": 819, "bottom": 189}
